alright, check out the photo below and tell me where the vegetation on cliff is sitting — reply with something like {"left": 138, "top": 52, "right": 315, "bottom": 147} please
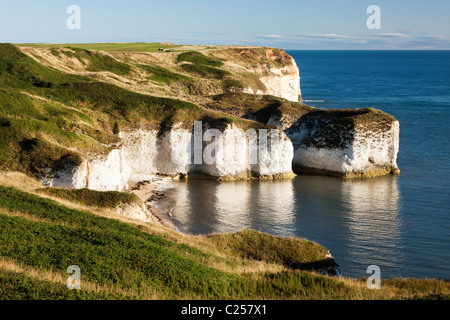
{"left": 207, "top": 92, "right": 313, "bottom": 124}
{"left": 38, "top": 187, "right": 141, "bottom": 208}
{"left": 138, "top": 64, "right": 192, "bottom": 85}
{"left": 0, "top": 175, "right": 448, "bottom": 300}
{"left": 176, "top": 51, "right": 224, "bottom": 67}
{"left": 17, "top": 43, "right": 302, "bottom": 102}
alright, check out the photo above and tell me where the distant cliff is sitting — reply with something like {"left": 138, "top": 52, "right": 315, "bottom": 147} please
{"left": 21, "top": 45, "right": 302, "bottom": 102}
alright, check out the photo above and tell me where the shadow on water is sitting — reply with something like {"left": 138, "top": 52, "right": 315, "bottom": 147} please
{"left": 165, "top": 174, "right": 403, "bottom": 278}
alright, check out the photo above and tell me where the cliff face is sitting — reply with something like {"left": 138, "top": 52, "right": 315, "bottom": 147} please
{"left": 285, "top": 109, "right": 400, "bottom": 178}
{"left": 240, "top": 54, "right": 301, "bottom": 102}
{"left": 46, "top": 105, "right": 400, "bottom": 191}
{"left": 44, "top": 124, "right": 295, "bottom": 191}
{"left": 208, "top": 94, "right": 400, "bottom": 179}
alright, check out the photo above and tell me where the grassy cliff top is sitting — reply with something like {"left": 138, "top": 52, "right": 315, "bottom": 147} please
{"left": 207, "top": 93, "right": 398, "bottom": 134}
{"left": 16, "top": 43, "right": 294, "bottom": 101}
{"left": 207, "top": 92, "right": 314, "bottom": 122}
{"left": 17, "top": 42, "right": 182, "bottom": 52}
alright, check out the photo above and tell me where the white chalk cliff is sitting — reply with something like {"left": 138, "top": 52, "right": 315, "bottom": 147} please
{"left": 285, "top": 109, "right": 400, "bottom": 178}
{"left": 45, "top": 124, "right": 295, "bottom": 191}
{"left": 242, "top": 58, "right": 301, "bottom": 102}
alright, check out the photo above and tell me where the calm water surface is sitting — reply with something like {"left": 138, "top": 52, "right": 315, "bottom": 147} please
{"left": 165, "top": 51, "right": 450, "bottom": 279}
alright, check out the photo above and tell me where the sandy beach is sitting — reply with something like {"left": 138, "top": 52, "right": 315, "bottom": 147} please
{"left": 129, "top": 177, "right": 178, "bottom": 231}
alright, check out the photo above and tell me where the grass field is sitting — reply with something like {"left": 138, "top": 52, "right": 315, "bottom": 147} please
{"left": 180, "top": 64, "right": 231, "bottom": 80}
{"left": 17, "top": 42, "right": 181, "bottom": 53}
{"left": 38, "top": 187, "right": 141, "bottom": 208}
{"left": 0, "top": 176, "right": 449, "bottom": 300}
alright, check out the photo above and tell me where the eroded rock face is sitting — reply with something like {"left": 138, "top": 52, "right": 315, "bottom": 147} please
{"left": 243, "top": 60, "right": 301, "bottom": 102}
{"left": 46, "top": 149, "right": 131, "bottom": 191}
{"left": 285, "top": 109, "right": 400, "bottom": 178}
{"left": 260, "top": 61, "right": 301, "bottom": 103}
{"left": 198, "top": 125, "right": 294, "bottom": 179}
{"left": 237, "top": 48, "right": 301, "bottom": 102}
{"left": 44, "top": 124, "right": 295, "bottom": 191}
{"left": 115, "top": 202, "right": 152, "bottom": 222}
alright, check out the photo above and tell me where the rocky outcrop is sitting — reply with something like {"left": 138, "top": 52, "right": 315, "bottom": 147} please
{"left": 242, "top": 63, "right": 301, "bottom": 102}
{"left": 206, "top": 93, "right": 400, "bottom": 179}
{"left": 115, "top": 202, "right": 152, "bottom": 222}
{"left": 285, "top": 108, "right": 400, "bottom": 178}
{"left": 241, "top": 51, "right": 301, "bottom": 102}
{"left": 43, "top": 123, "right": 295, "bottom": 191}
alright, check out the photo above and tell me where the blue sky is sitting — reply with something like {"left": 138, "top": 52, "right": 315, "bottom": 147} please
{"left": 1, "top": 0, "right": 450, "bottom": 49}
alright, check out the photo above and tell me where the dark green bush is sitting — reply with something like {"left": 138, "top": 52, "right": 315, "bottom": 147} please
{"left": 180, "top": 64, "right": 231, "bottom": 80}
{"left": 139, "top": 64, "right": 191, "bottom": 84}
{"left": 176, "top": 51, "right": 223, "bottom": 67}
{"left": 39, "top": 187, "right": 140, "bottom": 208}
{"left": 221, "top": 79, "right": 244, "bottom": 92}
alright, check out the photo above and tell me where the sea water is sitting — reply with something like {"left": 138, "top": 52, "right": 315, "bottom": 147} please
{"left": 166, "top": 51, "right": 450, "bottom": 279}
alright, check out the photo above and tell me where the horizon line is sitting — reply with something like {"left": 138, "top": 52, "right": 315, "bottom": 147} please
{"left": 8, "top": 42, "right": 450, "bottom": 51}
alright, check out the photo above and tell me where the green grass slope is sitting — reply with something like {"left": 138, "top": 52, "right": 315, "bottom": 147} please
{"left": 60, "top": 47, "right": 132, "bottom": 75}
{"left": 38, "top": 187, "right": 141, "bottom": 208}
{"left": 209, "top": 230, "right": 338, "bottom": 274}
{"left": 0, "top": 184, "right": 448, "bottom": 300}
{"left": 138, "top": 64, "right": 192, "bottom": 85}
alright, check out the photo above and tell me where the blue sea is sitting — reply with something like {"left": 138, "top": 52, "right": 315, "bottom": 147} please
{"left": 166, "top": 51, "right": 450, "bottom": 279}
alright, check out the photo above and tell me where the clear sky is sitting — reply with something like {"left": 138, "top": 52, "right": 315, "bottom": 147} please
{"left": 1, "top": 0, "right": 450, "bottom": 49}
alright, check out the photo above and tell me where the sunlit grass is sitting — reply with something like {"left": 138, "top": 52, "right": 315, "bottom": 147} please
{"left": 0, "top": 182, "right": 448, "bottom": 300}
